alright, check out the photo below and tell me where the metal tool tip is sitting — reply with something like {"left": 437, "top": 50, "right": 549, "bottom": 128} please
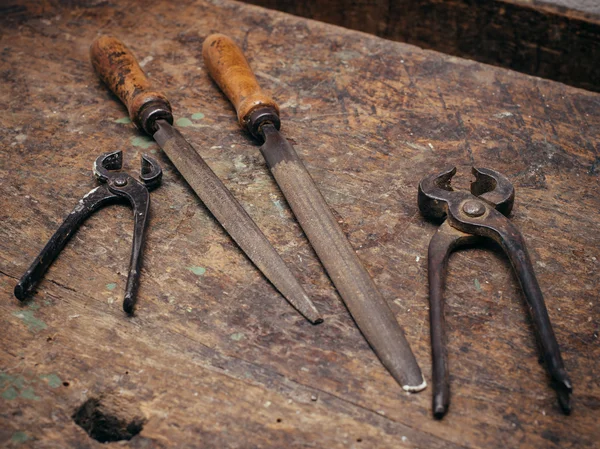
{"left": 14, "top": 283, "right": 27, "bottom": 301}
{"left": 433, "top": 406, "right": 447, "bottom": 420}
{"left": 123, "top": 297, "right": 135, "bottom": 315}
{"left": 292, "top": 294, "right": 323, "bottom": 324}
{"left": 433, "top": 394, "right": 447, "bottom": 419}
{"left": 300, "top": 308, "right": 323, "bottom": 325}
{"left": 402, "top": 378, "right": 427, "bottom": 393}
{"left": 557, "top": 388, "right": 572, "bottom": 415}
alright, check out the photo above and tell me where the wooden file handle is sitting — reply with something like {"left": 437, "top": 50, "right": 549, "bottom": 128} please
{"left": 90, "top": 35, "right": 173, "bottom": 135}
{"left": 202, "top": 34, "right": 279, "bottom": 135}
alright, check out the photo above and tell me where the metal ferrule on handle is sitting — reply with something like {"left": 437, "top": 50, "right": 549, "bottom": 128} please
{"left": 91, "top": 35, "right": 322, "bottom": 324}
{"left": 152, "top": 120, "right": 322, "bottom": 324}
{"left": 90, "top": 35, "right": 173, "bottom": 135}
{"left": 203, "top": 32, "right": 425, "bottom": 391}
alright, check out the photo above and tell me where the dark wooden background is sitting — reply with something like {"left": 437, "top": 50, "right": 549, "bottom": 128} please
{"left": 0, "top": 0, "right": 598, "bottom": 447}
{"left": 243, "top": 0, "right": 600, "bottom": 92}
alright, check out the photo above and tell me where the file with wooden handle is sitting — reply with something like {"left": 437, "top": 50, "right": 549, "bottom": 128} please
{"left": 203, "top": 33, "right": 425, "bottom": 391}
{"left": 91, "top": 35, "right": 322, "bottom": 324}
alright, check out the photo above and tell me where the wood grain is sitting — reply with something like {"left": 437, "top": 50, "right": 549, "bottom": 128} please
{"left": 203, "top": 33, "right": 279, "bottom": 131}
{"left": 0, "top": 0, "right": 598, "bottom": 448}
{"left": 242, "top": 0, "right": 600, "bottom": 92}
{"left": 90, "top": 35, "right": 172, "bottom": 133}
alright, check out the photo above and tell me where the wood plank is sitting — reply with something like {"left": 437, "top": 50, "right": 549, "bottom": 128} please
{"left": 242, "top": 0, "right": 600, "bottom": 92}
{"left": 0, "top": 0, "right": 598, "bottom": 447}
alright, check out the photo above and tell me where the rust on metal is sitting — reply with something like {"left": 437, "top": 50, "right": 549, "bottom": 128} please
{"left": 90, "top": 35, "right": 322, "bottom": 324}
{"left": 153, "top": 121, "right": 322, "bottom": 323}
{"left": 418, "top": 166, "right": 573, "bottom": 418}
{"left": 203, "top": 33, "right": 425, "bottom": 391}
{"left": 15, "top": 151, "right": 162, "bottom": 315}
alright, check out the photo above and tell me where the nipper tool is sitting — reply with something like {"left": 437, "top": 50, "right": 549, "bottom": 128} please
{"left": 90, "top": 35, "right": 321, "bottom": 324}
{"left": 14, "top": 150, "right": 162, "bottom": 314}
{"left": 418, "top": 166, "right": 572, "bottom": 418}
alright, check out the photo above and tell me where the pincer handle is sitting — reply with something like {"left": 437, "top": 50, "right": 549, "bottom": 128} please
{"left": 90, "top": 35, "right": 173, "bottom": 135}
{"left": 202, "top": 34, "right": 280, "bottom": 138}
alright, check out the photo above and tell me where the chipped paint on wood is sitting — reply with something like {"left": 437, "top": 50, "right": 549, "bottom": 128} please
{"left": 12, "top": 310, "right": 47, "bottom": 332}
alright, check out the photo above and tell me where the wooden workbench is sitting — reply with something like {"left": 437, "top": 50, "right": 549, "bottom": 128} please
{"left": 0, "top": 0, "right": 598, "bottom": 447}
{"left": 243, "top": 0, "right": 600, "bottom": 92}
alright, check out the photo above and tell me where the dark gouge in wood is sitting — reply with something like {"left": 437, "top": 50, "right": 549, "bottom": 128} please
{"left": 203, "top": 34, "right": 425, "bottom": 391}
{"left": 90, "top": 36, "right": 322, "bottom": 324}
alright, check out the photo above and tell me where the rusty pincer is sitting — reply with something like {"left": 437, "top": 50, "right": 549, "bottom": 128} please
{"left": 14, "top": 151, "right": 162, "bottom": 314}
{"left": 418, "top": 167, "right": 572, "bottom": 418}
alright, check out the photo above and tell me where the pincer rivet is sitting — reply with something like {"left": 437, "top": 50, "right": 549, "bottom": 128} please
{"left": 114, "top": 176, "right": 128, "bottom": 187}
{"left": 462, "top": 200, "right": 485, "bottom": 217}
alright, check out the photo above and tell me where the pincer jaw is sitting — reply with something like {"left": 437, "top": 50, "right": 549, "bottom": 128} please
{"left": 140, "top": 154, "right": 162, "bottom": 189}
{"left": 93, "top": 151, "right": 162, "bottom": 190}
{"left": 418, "top": 167, "right": 516, "bottom": 220}
{"left": 93, "top": 150, "right": 123, "bottom": 183}
{"left": 417, "top": 166, "right": 457, "bottom": 220}
{"left": 470, "top": 167, "right": 515, "bottom": 216}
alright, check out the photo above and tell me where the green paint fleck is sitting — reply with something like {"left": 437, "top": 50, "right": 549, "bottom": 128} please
{"left": 0, "top": 373, "right": 24, "bottom": 389}
{"left": 0, "top": 373, "right": 11, "bottom": 388}
{"left": 186, "top": 266, "right": 206, "bottom": 276}
{"left": 130, "top": 135, "right": 154, "bottom": 149}
{"left": 150, "top": 149, "right": 157, "bottom": 154}
{"left": 13, "top": 376, "right": 25, "bottom": 389}
{"left": 230, "top": 332, "right": 245, "bottom": 341}
{"left": 28, "top": 303, "right": 41, "bottom": 310}
{"left": 106, "top": 283, "right": 117, "bottom": 291}
{"left": 272, "top": 199, "right": 285, "bottom": 218}
{"left": 40, "top": 374, "right": 61, "bottom": 388}
{"left": 474, "top": 279, "right": 482, "bottom": 292}
{"left": 20, "top": 387, "right": 40, "bottom": 401}
{"left": 11, "top": 431, "right": 29, "bottom": 443}
{"left": 2, "top": 386, "right": 18, "bottom": 400}
{"left": 114, "top": 117, "right": 132, "bottom": 124}
{"left": 12, "top": 310, "right": 47, "bottom": 332}
{"left": 191, "top": 112, "right": 205, "bottom": 120}
{"left": 175, "top": 117, "right": 193, "bottom": 127}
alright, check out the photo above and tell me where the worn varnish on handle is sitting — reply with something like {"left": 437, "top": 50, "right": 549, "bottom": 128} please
{"left": 203, "top": 33, "right": 426, "bottom": 392}
{"left": 90, "top": 35, "right": 322, "bottom": 324}
{"left": 90, "top": 36, "right": 174, "bottom": 134}
{"left": 202, "top": 34, "right": 281, "bottom": 139}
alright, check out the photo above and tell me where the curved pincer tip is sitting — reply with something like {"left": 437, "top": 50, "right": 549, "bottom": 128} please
{"left": 14, "top": 281, "right": 28, "bottom": 301}
{"left": 140, "top": 154, "right": 162, "bottom": 189}
{"left": 433, "top": 395, "right": 448, "bottom": 420}
{"left": 94, "top": 150, "right": 123, "bottom": 183}
{"left": 471, "top": 167, "right": 515, "bottom": 216}
{"left": 123, "top": 295, "right": 136, "bottom": 315}
{"left": 417, "top": 166, "right": 457, "bottom": 220}
{"left": 557, "top": 388, "right": 572, "bottom": 415}
{"left": 550, "top": 367, "right": 573, "bottom": 414}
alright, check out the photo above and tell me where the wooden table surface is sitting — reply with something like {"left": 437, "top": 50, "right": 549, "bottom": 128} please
{"left": 242, "top": 0, "right": 600, "bottom": 92}
{"left": 0, "top": 1, "right": 598, "bottom": 447}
